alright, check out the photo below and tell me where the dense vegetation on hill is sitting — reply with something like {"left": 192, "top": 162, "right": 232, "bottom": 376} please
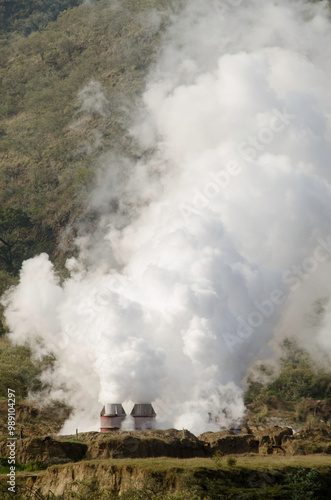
{"left": 0, "top": 0, "right": 82, "bottom": 36}
{"left": 0, "top": 0, "right": 171, "bottom": 253}
{"left": 246, "top": 339, "right": 331, "bottom": 405}
{"left": 0, "top": 337, "right": 56, "bottom": 399}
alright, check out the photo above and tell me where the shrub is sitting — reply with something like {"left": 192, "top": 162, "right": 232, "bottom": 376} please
{"left": 285, "top": 468, "right": 325, "bottom": 500}
{"left": 212, "top": 449, "right": 223, "bottom": 469}
{"left": 226, "top": 456, "right": 237, "bottom": 468}
{"left": 257, "top": 404, "right": 268, "bottom": 423}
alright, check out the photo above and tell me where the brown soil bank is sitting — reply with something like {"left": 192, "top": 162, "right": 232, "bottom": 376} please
{"left": 84, "top": 429, "right": 209, "bottom": 459}
{"left": 18, "top": 461, "right": 182, "bottom": 497}
{"left": 3, "top": 456, "right": 331, "bottom": 499}
{"left": 0, "top": 429, "right": 208, "bottom": 465}
{"left": 1, "top": 425, "right": 331, "bottom": 466}
{"left": 0, "top": 436, "right": 87, "bottom": 465}
{"left": 200, "top": 430, "right": 259, "bottom": 454}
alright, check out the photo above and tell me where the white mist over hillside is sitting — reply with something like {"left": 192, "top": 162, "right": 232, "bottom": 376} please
{"left": 3, "top": 0, "right": 331, "bottom": 435}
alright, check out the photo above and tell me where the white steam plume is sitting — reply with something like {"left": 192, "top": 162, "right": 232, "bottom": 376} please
{"left": 3, "top": 0, "right": 331, "bottom": 435}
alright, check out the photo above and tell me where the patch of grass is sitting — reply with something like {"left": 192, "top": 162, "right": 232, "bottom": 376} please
{"left": 70, "top": 455, "right": 331, "bottom": 472}
{"left": 63, "top": 439, "right": 87, "bottom": 446}
{"left": 0, "top": 457, "right": 47, "bottom": 474}
{"left": 257, "top": 404, "right": 269, "bottom": 422}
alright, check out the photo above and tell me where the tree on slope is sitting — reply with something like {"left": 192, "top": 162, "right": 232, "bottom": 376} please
{"left": 0, "top": 207, "right": 33, "bottom": 275}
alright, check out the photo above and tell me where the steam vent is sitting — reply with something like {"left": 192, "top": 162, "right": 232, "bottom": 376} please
{"left": 131, "top": 403, "right": 156, "bottom": 430}
{"left": 100, "top": 404, "right": 126, "bottom": 432}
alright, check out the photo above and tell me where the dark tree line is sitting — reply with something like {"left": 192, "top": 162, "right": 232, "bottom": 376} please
{"left": 0, "top": 0, "right": 82, "bottom": 36}
{"left": 0, "top": 207, "right": 34, "bottom": 274}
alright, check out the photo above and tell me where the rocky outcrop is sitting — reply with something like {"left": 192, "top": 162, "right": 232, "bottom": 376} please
{"left": 284, "top": 425, "right": 331, "bottom": 455}
{"left": 251, "top": 426, "right": 293, "bottom": 455}
{"left": 199, "top": 430, "right": 259, "bottom": 454}
{"left": 250, "top": 425, "right": 331, "bottom": 455}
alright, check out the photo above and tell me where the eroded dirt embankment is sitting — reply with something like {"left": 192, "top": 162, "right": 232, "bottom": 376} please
{"left": 1, "top": 425, "right": 331, "bottom": 466}
{"left": 6, "top": 456, "right": 331, "bottom": 499}
{"left": 0, "top": 436, "right": 87, "bottom": 465}
{"left": 19, "top": 461, "right": 181, "bottom": 497}
{"left": 0, "top": 427, "right": 331, "bottom": 498}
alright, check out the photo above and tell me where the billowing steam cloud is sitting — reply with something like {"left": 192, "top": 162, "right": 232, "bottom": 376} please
{"left": 3, "top": 0, "right": 331, "bottom": 435}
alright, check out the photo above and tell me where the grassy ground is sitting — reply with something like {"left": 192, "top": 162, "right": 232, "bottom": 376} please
{"left": 45, "top": 454, "right": 331, "bottom": 471}
{"left": 2, "top": 455, "right": 329, "bottom": 478}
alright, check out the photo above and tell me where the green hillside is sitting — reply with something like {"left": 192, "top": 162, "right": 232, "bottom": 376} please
{"left": 0, "top": 0, "right": 174, "bottom": 333}
{"left": 0, "top": 0, "right": 174, "bottom": 379}
{"left": 0, "top": 0, "right": 171, "bottom": 261}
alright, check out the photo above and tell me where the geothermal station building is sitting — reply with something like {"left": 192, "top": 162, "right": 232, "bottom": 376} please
{"left": 100, "top": 403, "right": 156, "bottom": 432}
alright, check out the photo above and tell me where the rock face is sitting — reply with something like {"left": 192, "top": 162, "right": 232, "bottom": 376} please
{"left": 200, "top": 430, "right": 259, "bottom": 454}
